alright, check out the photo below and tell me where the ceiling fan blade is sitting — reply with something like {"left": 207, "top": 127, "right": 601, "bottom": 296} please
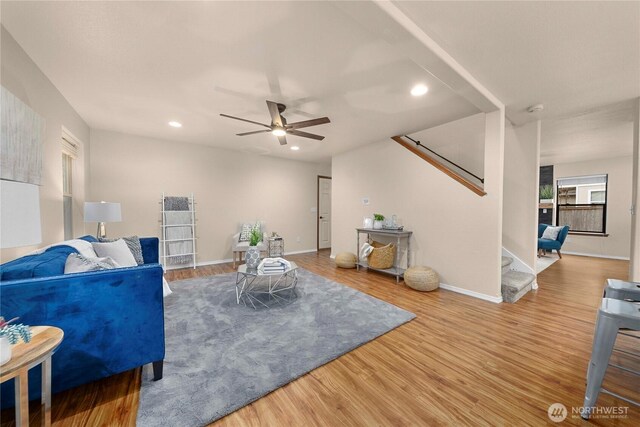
{"left": 220, "top": 114, "right": 271, "bottom": 129}
{"left": 266, "top": 100, "right": 283, "bottom": 127}
{"left": 236, "top": 130, "right": 271, "bottom": 136}
{"left": 286, "top": 117, "right": 331, "bottom": 130}
{"left": 277, "top": 134, "right": 287, "bottom": 145}
{"left": 288, "top": 129, "right": 325, "bottom": 141}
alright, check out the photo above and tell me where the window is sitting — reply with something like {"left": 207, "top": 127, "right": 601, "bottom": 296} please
{"left": 61, "top": 131, "right": 79, "bottom": 240}
{"left": 556, "top": 174, "right": 607, "bottom": 234}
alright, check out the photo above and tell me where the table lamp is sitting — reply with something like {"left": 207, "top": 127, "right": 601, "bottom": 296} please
{"left": 84, "top": 201, "right": 121, "bottom": 238}
{"left": 0, "top": 180, "right": 42, "bottom": 248}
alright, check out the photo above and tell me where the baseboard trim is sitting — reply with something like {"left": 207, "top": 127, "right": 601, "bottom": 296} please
{"left": 439, "top": 283, "right": 503, "bottom": 304}
{"left": 164, "top": 249, "right": 319, "bottom": 270}
{"left": 284, "top": 249, "right": 318, "bottom": 256}
{"left": 164, "top": 258, "right": 232, "bottom": 271}
{"left": 562, "top": 251, "right": 630, "bottom": 261}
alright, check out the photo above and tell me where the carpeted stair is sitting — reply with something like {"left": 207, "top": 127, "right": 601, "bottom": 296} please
{"left": 501, "top": 256, "right": 536, "bottom": 303}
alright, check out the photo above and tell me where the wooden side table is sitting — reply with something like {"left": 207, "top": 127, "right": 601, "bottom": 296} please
{"left": 0, "top": 326, "right": 64, "bottom": 427}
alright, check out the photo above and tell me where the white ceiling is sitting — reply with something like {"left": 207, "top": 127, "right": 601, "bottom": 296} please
{"left": 394, "top": 0, "right": 639, "bottom": 165}
{"left": 540, "top": 100, "right": 635, "bottom": 165}
{"left": 394, "top": 1, "right": 640, "bottom": 126}
{"left": 2, "top": 1, "right": 638, "bottom": 164}
{"left": 0, "top": 1, "right": 480, "bottom": 163}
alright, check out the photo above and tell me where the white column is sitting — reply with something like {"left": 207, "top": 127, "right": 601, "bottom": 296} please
{"left": 485, "top": 108, "right": 506, "bottom": 299}
{"left": 630, "top": 98, "right": 640, "bottom": 280}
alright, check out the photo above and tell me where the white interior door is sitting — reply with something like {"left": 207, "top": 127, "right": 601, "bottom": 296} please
{"left": 318, "top": 177, "right": 332, "bottom": 249}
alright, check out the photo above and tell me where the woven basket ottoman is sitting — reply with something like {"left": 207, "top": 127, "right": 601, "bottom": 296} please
{"left": 404, "top": 266, "right": 439, "bottom": 291}
{"left": 335, "top": 252, "right": 357, "bottom": 269}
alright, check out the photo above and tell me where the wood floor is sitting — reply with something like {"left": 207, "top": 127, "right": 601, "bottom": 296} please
{"left": 2, "top": 252, "right": 638, "bottom": 426}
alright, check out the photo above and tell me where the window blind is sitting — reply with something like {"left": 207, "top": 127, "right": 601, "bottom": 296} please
{"left": 557, "top": 174, "right": 607, "bottom": 187}
{"left": 61, "top": 136, "right": 78, "bottom": 159}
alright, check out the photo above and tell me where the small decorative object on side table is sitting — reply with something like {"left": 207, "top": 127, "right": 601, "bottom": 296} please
{"left": 268, "top": 232, "right": 284, "bottom": 258}
{"left": 0, "top": 316, "right": 31, "bottom": 366}
{"left": 0, "top": 325, "right": 64, "bottom": 427}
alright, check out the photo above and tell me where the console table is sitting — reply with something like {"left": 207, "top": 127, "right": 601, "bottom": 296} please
{"left": 356, "top": 228, "right": 412, "bottom": 283}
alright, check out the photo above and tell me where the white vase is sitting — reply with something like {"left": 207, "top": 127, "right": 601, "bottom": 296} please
{"left": 0, "top": 336, "right": 11, "bottom": 366}
{"left": 245, "top": 246, "right": 261, "bottom": 269}
{"left": 373, "top": 220, "right": 383, "bottom": 230}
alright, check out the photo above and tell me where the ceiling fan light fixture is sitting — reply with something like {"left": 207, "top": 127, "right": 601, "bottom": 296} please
{"left": 272, "top": 128, "right": 286, "bottom": 137}
{"left": 410, "top": 84, "right": 429, "bottom": 97}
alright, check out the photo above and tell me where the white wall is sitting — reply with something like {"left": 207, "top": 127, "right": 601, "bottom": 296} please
{"left": 554, "top": 155, "right": 633, "bottom": 259}
{"left": 332, "top": 111, "right": 504, "bottom": 301}
{"left": 502, "top": 121, "right": 540, "bottom": 271}
{"left": 1, "top": 26, "right": 90, "bottom": 262}
{"left": 409, "top": 113, "right": 485, "bottom": 180}
{"left": 90, "top": 129, "right": 328, "bottom": 264}
{"left": 631, "top": 97, "right": 640, "bottom": 280}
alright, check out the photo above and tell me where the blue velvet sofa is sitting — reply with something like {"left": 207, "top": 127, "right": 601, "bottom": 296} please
{"left": 538, "top": 224, "right": 570, "bottom": 258}
{"left": 0, "top": 236, "right": 165, "bottom": 408}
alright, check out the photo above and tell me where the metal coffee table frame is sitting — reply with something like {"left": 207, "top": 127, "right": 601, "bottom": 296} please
{"left": 236, "top": 261, "right": 298, "bottom": 309}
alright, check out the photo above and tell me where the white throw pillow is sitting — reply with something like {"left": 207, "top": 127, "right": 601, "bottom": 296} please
{"left": 542, "top": 226, "right": 562, "bottom": 240}
{"left": 64, "top": 253, "right": 120, "bottom": 273}
{"left": 92, "top": 239, "right": 137, "bottom": 267}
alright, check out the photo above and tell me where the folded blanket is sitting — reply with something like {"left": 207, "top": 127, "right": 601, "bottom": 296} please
{"left": 162, "top": 277, "right": 173, "bottom": 297}
{"left": 360, "top": 243, "right": 374, "bottom": 259}
{"left": 164, "top": 196, "right": 190, "bottom": 211}
{"left": 29, "top": 239, "right": 97, "bottom": 259}
{"left": 164, "top": 211, "right": 193, "bottom": 265}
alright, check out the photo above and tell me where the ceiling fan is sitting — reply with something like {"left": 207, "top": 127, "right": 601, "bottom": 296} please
{"left": 220, "top": 100, "right": 330, "bottom": 145}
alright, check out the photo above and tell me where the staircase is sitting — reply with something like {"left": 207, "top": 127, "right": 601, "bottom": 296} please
{"left": 501, "top": 256, "right": 536, "bottom": 303}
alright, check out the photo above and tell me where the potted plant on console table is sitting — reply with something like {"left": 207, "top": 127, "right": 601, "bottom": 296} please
{"left": 373, "top": 213, "right": 385, "bottom": 230}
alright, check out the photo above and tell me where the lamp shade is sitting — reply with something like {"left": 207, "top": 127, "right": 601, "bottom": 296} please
{"left": 84, "top": 202, "right": 122, "bottom": 222}
{"left": 0, "top": 179, "right": 42, "bottom": 248}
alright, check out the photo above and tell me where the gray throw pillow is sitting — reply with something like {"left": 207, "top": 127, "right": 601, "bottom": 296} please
{"left": 92, "top": 239, "right": 138, "bottom": 267}
{"left": 99, "top": 235, "right": 144, "bottom": 265}
{"left": 541, "top": 226, "right": 562, "bottom": 240}
{"left": 64, "top": 253, "right": 120, "bottom": 273}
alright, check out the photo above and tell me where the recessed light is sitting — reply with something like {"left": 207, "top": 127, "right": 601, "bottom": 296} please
{"left": 290, "top": 146, "right": 300, "bottom": 151}
{"left": 410, "top": 84, "right": 429, "bottom": 96}
{"left": 272, "top": 128, "right": 286, "bottom": 137}
{"left": 168, "top": 121, "right": 182, "bottom": 128}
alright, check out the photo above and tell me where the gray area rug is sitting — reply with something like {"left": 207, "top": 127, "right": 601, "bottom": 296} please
{"left": 137, "top": 268, "right": 415, "bottom": 426}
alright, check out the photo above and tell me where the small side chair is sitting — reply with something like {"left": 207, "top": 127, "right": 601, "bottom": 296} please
{"left": 538, "top": 224, "right": 570, "bottom": 258}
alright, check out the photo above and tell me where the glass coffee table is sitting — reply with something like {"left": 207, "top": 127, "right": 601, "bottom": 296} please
{"left": 235, "top": 261, "right": 298, "bottom": 309}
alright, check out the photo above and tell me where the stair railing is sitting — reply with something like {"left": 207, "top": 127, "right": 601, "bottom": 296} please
{"left": 392, "top": 135, "right": 487, "bottom": 196}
